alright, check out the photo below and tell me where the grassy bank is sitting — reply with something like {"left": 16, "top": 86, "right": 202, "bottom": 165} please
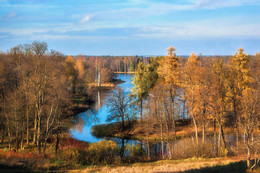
{"left": 92, "top": 119, "right": 199, "bottom": 142}
{"left": 114, "top": 71, "right": 135, "bottom": 74}
{"left": 68, "top": 157, "right": 257, "bottom": 173}
{"left": 91, "top": 119, "right": 260, "bottom": 142}
{"left": 87, "top": 78, "right": 124, "bottom": 89}
{"left": 1, "top": 137, "right": 259, "bottom": 172}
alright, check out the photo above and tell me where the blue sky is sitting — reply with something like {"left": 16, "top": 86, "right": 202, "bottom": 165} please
{"left": 0, "top": 0, "right": 260, "bottom": 55}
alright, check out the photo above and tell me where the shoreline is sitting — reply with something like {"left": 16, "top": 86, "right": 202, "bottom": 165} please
{"left": 114, "top": 71, "right": 135, "bottom": 74}
{"left": 71, "top": 78, "right": 125, "bottom": 115}
{"left": 91, "top": 120, "right": 260, "bottom": 142}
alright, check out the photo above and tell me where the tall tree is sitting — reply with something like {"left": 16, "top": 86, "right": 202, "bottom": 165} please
{"left": 184, "top": 53, "right": 200, "bottom": 145}
{"left": 65, "top": 55, "right": 78, "bottom": 94}
{"left": 157, "top": 47, "right": 180, "bottom": 141}
{"left": 132, "top": 58, "right": 159, "bottom": 122}
{"left": 226, "top": 48, "right": 253, "bottom": 146}
{"left": 132, "top": 62, "right": 148, "bottom": 122}
{"left": 210, "top": 59, "right": 228, "bottom": 152}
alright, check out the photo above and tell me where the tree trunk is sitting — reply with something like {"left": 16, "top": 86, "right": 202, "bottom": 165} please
{"left": 14, "top": 108, "right": 19, "bottom": 152}
{"left": 120, "top": 139, "right": 125, "bottom": 159}
{"left": 220, "top": 124, "right": 226, "bottom": 149}
{"left": 1, "top": 128, "right": 4, "bottom": 143}
{"left": 147, "top": 142, "right": 150, "bottom": 160}
{"left": 246, "top": 144, "right": 251, "bottom": 168}
{"left": 140, "top": 99, "right": 143, "bottom": 122}
{"left": 218, "top": 126, "right": 221, "bottom": 153}
{"left": 43, "top": 137, "right": 47, "bottom": 156}
{"left": 166, "top": 122, "right": 171, "bottom": 159}
{"left": 121, "top": 116, "right": 125, "bottom": 131}
{"left": 55, "top": 132, "right": 59, "bottom": 157}
{"left": 218, "top": 122, "right": 226, "bottom": 152}
{"left": 4, "top": 109, "right": 11, "bottom": 150}
{"left": 202, "top": 122, "right": 205, "bottom": 144}
{"left": 192, "top": 117, "right": 199, "bottom": 145}
{"left": 160, "top": 123, "right": 164, "bottom": 159}
{"left": 37, "top": 116, "right": 41, "bottom": 154}
{"left": 20, "top": 119, "right": 24, "bottom": 150}
{"left": 213, "top": 118, "right": 218, "bottom": 155}
{"left": 33, "top": 112, "right": 37, "bottom": 144}
{"left": 20, "top": 131, "right": 23, "bottom": 150}
{"left": 26, "top": 104, "right": 29, "bottom": 145}
{"left": 233, "top": 100, "right": 240, "bottom": 147}
{"left": 191, "top": 86, "right": 198, "bottom": 145}
{"left": 169, "top": 88, "right": 176, "bottom": 140}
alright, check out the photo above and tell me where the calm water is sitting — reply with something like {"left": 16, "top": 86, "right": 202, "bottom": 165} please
{"left": 70, "top": 73, "right": 134, "bottom": 143}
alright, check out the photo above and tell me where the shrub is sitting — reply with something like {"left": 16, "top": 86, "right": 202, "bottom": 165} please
{"left": 129, "top": 144, "right": 146, "bottom": 157}
{"left": 127, "top": 144, "right": 146, "bottom": 162}
{"left": 59, "top": 147, "right": 85, "bottom": 165}
{"left": 85, "top": 140, "right": 120, "bottom": 165}
{"left": 218, "top": 147, "right": 229, "bottom": 157}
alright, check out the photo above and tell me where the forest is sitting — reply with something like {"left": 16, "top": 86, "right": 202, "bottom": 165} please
{"left": 0, "top": 42, "right": 259, "bottom": 172}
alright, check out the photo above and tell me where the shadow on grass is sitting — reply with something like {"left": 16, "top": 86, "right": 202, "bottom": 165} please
{"left": 0, "top": 164, "right": 42, "bottom": 173}
{"left": 155, "top": 161, "right": 248, "bottom": 173}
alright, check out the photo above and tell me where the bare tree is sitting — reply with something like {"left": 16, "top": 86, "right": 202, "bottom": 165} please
{"left": 107, "top": 87, "right": 136, "bottom": 130}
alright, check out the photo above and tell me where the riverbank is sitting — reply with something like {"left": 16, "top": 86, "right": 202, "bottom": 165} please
{"left": 91, "top": 119, "right": 260, "bottom": 142}
{"left": 91, "top": 119, "right": 206, "bottom": 141}
{"left": 87, "top": 78, "right": 124, "bottom": 89}
{"left": 114, "top": 71, "right": 135, "bottom": 74}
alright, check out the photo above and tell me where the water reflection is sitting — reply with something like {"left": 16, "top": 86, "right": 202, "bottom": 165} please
{"left": 70, "top": 73, "right": 134, "bottom": 143}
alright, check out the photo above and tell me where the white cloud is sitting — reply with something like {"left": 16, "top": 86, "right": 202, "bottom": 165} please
{"left": 134, "top": 22, "right": 260, "bottom": 39}
{"left": 6, "top": 11, "right": 17, "bottom": 18}
{"left": 79, "top": 15, "right": 94, "bottom": 24}
{"left": 193, "top": 0, "right": 260, "bottom": 9}
{"left": 0, "top": 28, "right": 48, "bottom": 35}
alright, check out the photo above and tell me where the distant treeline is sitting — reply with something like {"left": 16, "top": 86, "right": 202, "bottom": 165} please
{"left": 72, "top": 54, "right": 235, "bottom": 74}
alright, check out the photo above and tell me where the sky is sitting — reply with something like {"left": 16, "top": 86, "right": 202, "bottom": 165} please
{"left": 0, "top": 0, "right": 260, "bottom": 56}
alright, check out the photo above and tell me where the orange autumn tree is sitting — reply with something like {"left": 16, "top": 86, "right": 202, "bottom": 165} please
{"left": 157, "top": 47, "right": 181, "bottom": 143}
{"left": 240, "top": 85, "right": 259, "bottom": 168}
{"left": 75, "top": 58, "right": 85, "bottom": 80}
{"left": 65, "top": 55, "right": 78, "bottom": 94}
{"left": 226, "top": 48, "right": 254, "bottom": 146}
{"left": 209, "top": 59, "right": 230, "bottom": 153}
{"left": 227, "top": 49, "right": 258, "bottom": 168}
{"left": 184, "top": 53, "right": 201, "bottom": 145}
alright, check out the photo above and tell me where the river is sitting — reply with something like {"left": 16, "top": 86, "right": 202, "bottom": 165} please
{"left": 70, "top": 73, "right": 134, "bottom": 143}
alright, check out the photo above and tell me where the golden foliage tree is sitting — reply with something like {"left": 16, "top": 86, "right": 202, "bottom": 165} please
{"left": 226, "top": 48, "right": 254, "bottom": 146}
{"left": 65, "top": 55, "right": 78, "bottom": 94}
{"left": 75, "top": 59, "right": 85, "bottom": 80}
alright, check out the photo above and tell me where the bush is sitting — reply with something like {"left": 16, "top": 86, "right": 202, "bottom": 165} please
{"left": 126, "top": 144, "right": 146, "bottom": 162}
{"left": 218, "top": 147, "right": 229, "bottom": 157}
{"left": 59, "top": 147, "right": 85, "bottom": 165}
{"left": 129, "top": 144, "right": 146, "bottom": 157}
{"left": 85, "top": 140, "right": 120, "bottom": 165}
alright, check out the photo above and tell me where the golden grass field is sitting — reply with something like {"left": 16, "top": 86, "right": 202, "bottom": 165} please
{"left": 68, "top": 156, "right": 256, "bottom": 173}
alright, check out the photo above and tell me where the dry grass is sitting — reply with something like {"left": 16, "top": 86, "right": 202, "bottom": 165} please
{"left": 114, "top": 72, "right": 136, "bottom": 74}
{"left": 87, "top": 82, "right": 116, "bottom": 88}
{"left": 68, "top": 157, "right": 248, "bottom": 173}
